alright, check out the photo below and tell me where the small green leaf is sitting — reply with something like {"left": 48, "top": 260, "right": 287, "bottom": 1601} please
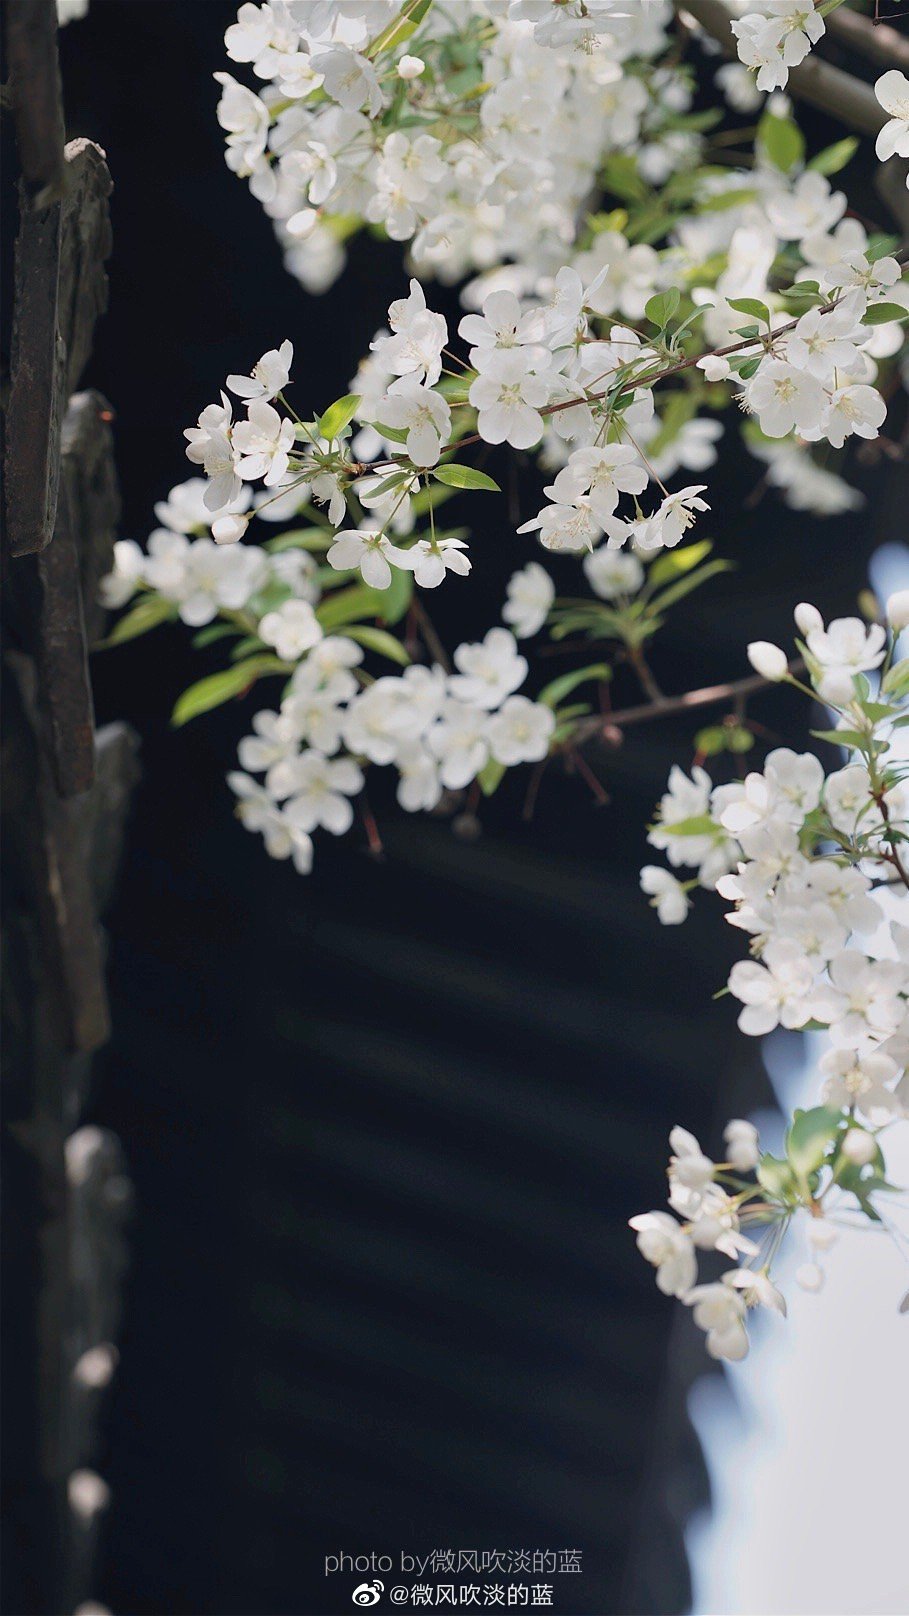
{"left": 315, "top": 585, "right": 382, "bottom": 632}
{"left": 659, "top": 814, "right": 719, "bottom": 838}
{"left": 757, "top": 1154, "right": 800, "bottom": 1205}
{"left": 727, "top": 297, "right": 771, "bottom": 323}
{"left": 374, "top": 421, "right": 410, "bottom": 445}
{"left": 171, "top": 655, "right": 288, "bottom": 727}
{"left": 862, "top": 302, "right": 909, "bottom": 326}
{"left": 647, "top": 540, "right": 712, "bottom": 587}
{"left": 362, "top": 470, "right": 411, "bottom": 499}
{"left": 265, "top": 527, "right": 332, "bottom": 553}
{"left": 192, "top": 624, "right": 241, "bottom": 649}
{"left": 883, "top": 659, "right": 909, "bottom": 699}
{"left": 368, "top": 0, "right": 433, "bottom": 56}
{"left": 696, "top": 187, "right": 759, "bottom": 214}
{"left": 538, "top": 662, "right": 612, "bottom": 709}
{"left": 785, "top": 1105, "right": 842, "bottom": 1180}
{"left": 230, "top": 635, "right": 267, "bottom": 661}
{"left": 644, "top": 288, "right": 681, "bottom": 329}
{"left": 342, "top": 625, "right": 410, "bottom": 665}
{"left": 99, "top": 595, "right": 177, "bottom": 647}
{"left": 807, "top": 137, "right": 858, "bottom": 177}
{"left": 432, "top": 463, "right": 501, "bottom": 492}
{"left": 319, "top": 393, "right": 361, "bottom": 439}
{"left": 648, "top": 558, "right": 732, "bottom": 612}
{"left": 759, "top": 111, "right": 805, "bottom": 173}
{"left": 810, "top": 727, "right": 867, "bottom": 749}
{"left": 600, "top": 152, "right": 648, "bottom": 204}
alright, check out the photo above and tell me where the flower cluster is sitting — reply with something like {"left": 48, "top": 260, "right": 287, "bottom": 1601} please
{"left": 229, "top": 622, "right": 555, "bottom": 871}
{"left": 98, "top": 0, "right": 909, "bottom": 1370}
{"left": 214, "top": 2, "right": 909, "bottom": 526}
{"left": 636, "top": 594, "right": 909, "bottom": 1356}
{"left": 216, "top": 0, "right": 680, "bottom": 294}
{"left": 730, "top": 1, "right": 826, "bottom": 93}
{"left": 179, "top": 244, "right": 904, "bottom": 617}
{"left": 101, "top": 475, "right": 569, "bottom": 876}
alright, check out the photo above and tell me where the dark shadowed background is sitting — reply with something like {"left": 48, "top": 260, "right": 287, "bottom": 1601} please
{"left": 5, "top": 5, "right": 904, "bottom": 1613}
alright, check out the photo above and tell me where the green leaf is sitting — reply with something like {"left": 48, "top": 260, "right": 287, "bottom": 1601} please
{"left": 171, "top": 655, "right": 288, "bottom": 727}
{"left": 376, "top": 564, "right": 414, "bottom": 625}
{"left": 374, "top": 421, "right": 410, "bottom": 445}
{"left": 810, "top": 727, "right": 867, "bottom": 749}
{"left": 807, "top": 136, "right": 858, "bottom": 177}
{"left": 696, "top": 187, "right": 759, "bottom": 214}
{"left": 369, "top": 0, "right": 433, "bottom": 56}
{"left": 265, "top": 526, "right": 332, "bottom": 553}
{"left": 645, "top": 288, "right": 681, "bottom": 329}
{"left": 862, "top": 302, "right": 909, "bottom": 326}
{"left": 600, "top": 152, "right": 648, "bottom": 204}
{"left": 362, "top": 470, "right": 411, "bottom": 500}
{"left": 867, "top": 233, "right": 901, "bottom": 263}
{"left": 659, "top": 814, "right": 719, "bottom": 838}
{"left": 99, "top": 595, "right": 177, "bottom": 647}
{"left": 192, "top": 624, "right": 241, "bottom": 649}
{"left": 341, "top": 625, "right": 410, "bottom": 665}
{"left": 432, "top": 463, "right": 501, "bottom": 493}
{"left": 477, "top": 758, "right": 506, "bottom": 796}
{"left": 648, "top": 558, "right": 732, "bottom": 612}
{"left": 785, "top": 1105, "right": 842, "bottom": 1180}
{"left": 230, "top": 635, "right": 267, "bottom": 661}
{"left": 319, "top": 393, "right": 361, "bottom": 439}
{"left": 759, "top": 111, "right": 805, "bottom": 173}
{"left": 538, "top": 662, "right": 612, "bottom": 709}
{"left": 647, "top": 540, "right": 712, "bottom": 587}
{"left": 315, "top": 570, "right": 413, "bottom": 631}
{"left": 315, "top": 584, "right": 382, "bottom": 632}
{"left": 727, "top": 297, "right": 770, "bottom": 323}
{"left": 784, "top": 279, "right": 822, "bottom": 303}
{"left": 757, "top": 1154, "right": 800, "bottom": 1205}
{"left": 883, "top": 658, "right": 909, "bottom": 699}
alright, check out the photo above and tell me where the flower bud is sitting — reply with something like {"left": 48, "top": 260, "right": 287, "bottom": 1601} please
{"left": 723, "top": 1118, "right": 760, "bottom": 1171}
{"left": 287, "top": 207, "right": 317, "bottom": 240}
{"left": 795, "top": 1262, "right": 824, "bottom": 1293}
{"left": 794, "top": 601, "right": 823, "bottom": 636}
{"left": 887, "top": 590, "right": 909, "bottom": 633}
{"left": 808, "top": 1219, "right": 837, "bottom": 1252}
{"left": 397, "top": 54, "right": 426, "bottom": 80}
{"left": 211, "top": 512, "right": 249, "bottom": 545}
{"left": 747, "top": 641, "right": 788, "bottom": 681}
{"left": 841, "top": 1128, "right": 877, "bottom": 1167}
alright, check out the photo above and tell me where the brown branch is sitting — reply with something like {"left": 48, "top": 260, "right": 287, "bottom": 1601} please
{"left": 566, "top": 659, "right": 804, "bottom": 748}
{"left": 826, "top": 6, "right": 909, "bottom": 72}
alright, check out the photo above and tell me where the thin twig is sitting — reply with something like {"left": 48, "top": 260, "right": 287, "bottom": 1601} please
{"left": 566, "top": 659, "right": 805, "bottom": 748}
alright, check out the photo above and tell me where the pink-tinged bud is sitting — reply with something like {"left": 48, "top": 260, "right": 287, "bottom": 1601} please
{"left": 397, "top": 54, "right": 425, "bottom": 80}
